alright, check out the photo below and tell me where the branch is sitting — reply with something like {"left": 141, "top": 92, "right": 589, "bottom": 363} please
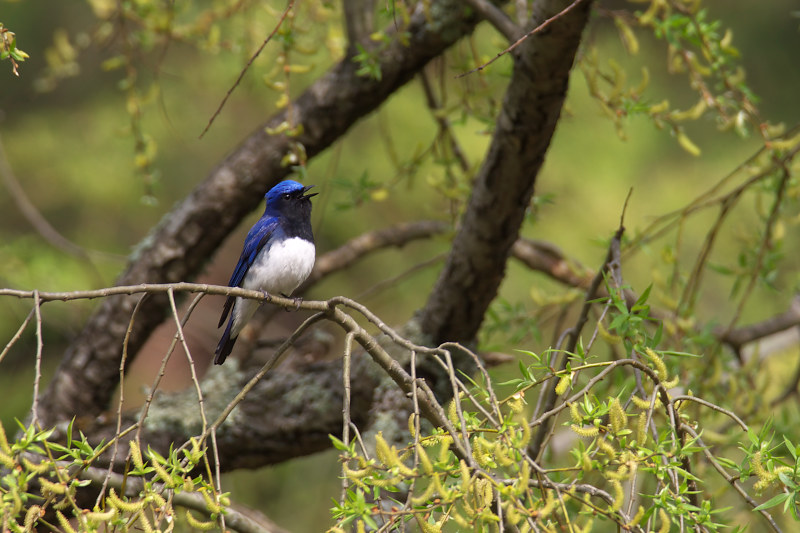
{"left": 512, "top": 239, "right": 800, "bottom": 355}
{"left": 0, "top": 134, "right": 119, "bottom": 266}
{"left": 510, "top": 238, "right": 594, "bottom": 289}
{"left": 420, "top": 0, "right": 593, "bottom": 345}
{"left": 4, "top": 284, "right": 469, "bottom": 467}
{"left": 457, "top": 0, "right": 588, "bottom": 77}
{"left": 462, "top": 0, "right": 520, "bottom": 41}
{"left": 199, "top": 0, "right": 296, "bottom": 139}
{"left": 528, "top": 224, "right": 624, "bottom": 460}
{"left": 717, "top": 294, "right": 800, "bottom": 351}
{"left": 343, "top": 0, "right": 376, "bottom": 55}
{"left": 304, "top": 220, "right": 449, "bottom": 288}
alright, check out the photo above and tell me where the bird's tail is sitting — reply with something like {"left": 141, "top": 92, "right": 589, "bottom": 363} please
{"left": 214, "top": 318, "right": 237, "bottom": 365}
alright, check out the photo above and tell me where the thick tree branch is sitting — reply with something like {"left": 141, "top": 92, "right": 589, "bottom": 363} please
{"left": 37, "top": 0, "right": 489, "bottom": 427}
{"left": 420, "top": 0, "right": 593, "bottom": 345}
{"left": 716, "top": 294, "right": 800, "bottom": 352}
{"left": 463, "top": 0, "right": 521, "bottom": 41}
{"left": 343, "top": 0, "right": 376, "bottom": 55}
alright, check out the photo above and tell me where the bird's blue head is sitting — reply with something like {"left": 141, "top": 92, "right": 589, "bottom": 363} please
{"left": 264, "top": 180, "right": 317, "bottom": 217}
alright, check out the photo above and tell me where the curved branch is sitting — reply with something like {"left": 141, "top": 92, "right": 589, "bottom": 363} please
{"left": 463, "top": 0, "right": 521, "bottom": 41}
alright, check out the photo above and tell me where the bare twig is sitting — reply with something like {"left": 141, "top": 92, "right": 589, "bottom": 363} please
{"left": 672, "top": 395, "right": 749, "bottom": 431}
{"left": 725, "top": 167, "right": 793, "bottom": 334}
{"left": 457, "top": 0, "right": 586, "bottom": 78}
{"left": 0, "top": 135, "right": 120, "bottom": 266}
{"left": 340, "top": 331, "right": 355, "bottom": 502}
{"left": 168, "top": 288, "right": 208, "bottom": 434}
{"left": 0, "top": 307, "right": 34, "bottom": 364}
{"left": 418, "top": 70, "right": 470, "bottom": 173}
{"left": 97, "top": 293, "right": 147, "bottom": 508}
{"left": 199, "top": 0, "right": 296, "bottom": 138}
{"left": 31, "top": 291, "right": 43, "bottom": 428}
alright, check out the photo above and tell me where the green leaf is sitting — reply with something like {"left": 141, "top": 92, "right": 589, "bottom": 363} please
{"left": 329, "top": 434, "right": 353, "bottom": 452}
{"left": 633, "top": 283, "right": 652, "bottom": 309}
{"left": 753, "top": 492, "right": 791, "bottom": 511}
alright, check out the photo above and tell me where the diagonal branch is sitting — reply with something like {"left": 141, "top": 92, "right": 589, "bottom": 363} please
{"left": 420, "top": 0, "right": 593, "bottom": 345}
{"left": 463, "top": 0, "right": 521, "bottom": 41}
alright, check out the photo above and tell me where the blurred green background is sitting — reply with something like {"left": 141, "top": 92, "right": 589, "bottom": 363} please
{"left": 1, "top": 0, "right": 799, "bottom": 529}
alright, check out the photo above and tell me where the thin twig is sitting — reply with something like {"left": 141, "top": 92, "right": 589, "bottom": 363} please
{"left": 0, "top": 134, "right": 121, "bottom": 266}
{"left": 97, "top": 293, "right": 147, "bottom": 508}
{"left": 457, "top": 0, "right": 586, "bottom": 78}
{"left": 135, "top": 293, "right": 205, "bottom": 444}
{"left": 30, "top": 290, "right": 43, "bottom": 428}
{"left": 199, "top": 0, "right": 296, "bottom": 138}
{"left": 341, "top": 331, "right": 355, "bottom": 503}
{"left": 202, "top": 312, "right": 328, "bottom": 439}
{"left": 528, "top": 223, "right": 625, "bottom": 460}
{"left": 0, "top": 307, "right": 34, "bottom": 364}
{"left": 418, "top": 70, "right": 470, "bottom": 172}
{"left": 672, "top": 395, "right": 749, "bottom": 431}
{"left": 441, "top": 348, "right": 476, "bottom": 466}
{"left": 168, "top": 288, "right": 208, "bottom": 434}
{"left": 681, "top": 425, "right": 783, "bottom": 533}
{"left": 725, "top": 167, "right": 793, "bottom": 333}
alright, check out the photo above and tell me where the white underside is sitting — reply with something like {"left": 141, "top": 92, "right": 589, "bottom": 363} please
{"left": 231, "top": 237, "right": 315, "bottom": 337}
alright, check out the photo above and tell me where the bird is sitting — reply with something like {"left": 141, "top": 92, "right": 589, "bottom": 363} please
{"left": 214, "top": 180, "right": 317, "bottom": 365}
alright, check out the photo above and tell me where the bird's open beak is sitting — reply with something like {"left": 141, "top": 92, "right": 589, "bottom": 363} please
{"left": 302, "top": 185, "right": 318, "bottom": 199}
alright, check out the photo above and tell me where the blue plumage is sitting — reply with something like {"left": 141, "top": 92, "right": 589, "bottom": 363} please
{"left": 215, "top": 180, "right": 317, "bottom": 364}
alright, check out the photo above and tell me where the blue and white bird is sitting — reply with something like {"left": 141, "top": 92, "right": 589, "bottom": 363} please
{"left": 214, "top": 180, "right": 317, "bottom": 365}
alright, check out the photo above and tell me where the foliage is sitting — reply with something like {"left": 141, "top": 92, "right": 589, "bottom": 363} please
{"left": 0, "top": 418, "right": 230, "bottom": 532}
{"left": 325, "top": 272, "right": 799, "bottom": 532}
{"left": 0, "top": 23, "right": 28, "bottom": 76}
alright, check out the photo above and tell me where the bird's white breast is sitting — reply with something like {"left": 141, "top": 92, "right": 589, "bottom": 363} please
{"left": 242, "top": 237, "right": 316, "bottom": 296}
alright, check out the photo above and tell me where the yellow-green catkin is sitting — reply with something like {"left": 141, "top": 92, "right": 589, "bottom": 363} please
{"left": 657, "top": 508, "right": 671, "bottom": 533}
{"left": 129, "top": 440, "right": 144, "bottom": 470}
{"left": 185, "top": 510, "right": 216, "bottom": 530}
{"left": 644, "top": 347, "right": 669, "bottom": 381}
{"left": 555, "top": 374, "right": 571, "bottom": 396}
{"left": 571, "top": 424, "right": 600, "bottom": 438}
{"left": 609, "top": 397, "right": 627, "bottom": 434}
{"left": 636, "top": 412, "right": 648, "bottom": 444}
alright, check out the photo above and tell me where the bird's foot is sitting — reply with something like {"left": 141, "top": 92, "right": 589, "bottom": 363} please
{"left": 281, "top": 293, "right": 303, "bottom": 311}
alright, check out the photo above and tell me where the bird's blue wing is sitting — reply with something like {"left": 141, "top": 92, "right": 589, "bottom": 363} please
{"left": 217, "top": 216, "right": 279, "bottom": 327}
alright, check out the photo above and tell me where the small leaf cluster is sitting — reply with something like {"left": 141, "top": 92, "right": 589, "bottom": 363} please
{"left": 0, "top": 23, "right": 28, "bottom": 76}
{"left": 0, "top": 419, "right": 227, "bottom": 533}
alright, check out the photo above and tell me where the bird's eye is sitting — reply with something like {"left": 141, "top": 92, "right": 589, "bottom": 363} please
{"left": 283, "top": 193, "right": 291, "bottom": 200}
